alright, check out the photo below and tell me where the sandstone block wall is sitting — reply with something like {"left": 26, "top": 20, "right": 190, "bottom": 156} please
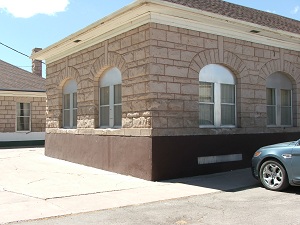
{"left": 46, "top": 22, "right": 300, "bottom": 137}
{"left": 0, "top": 95, "right": 46, "bottom": 132}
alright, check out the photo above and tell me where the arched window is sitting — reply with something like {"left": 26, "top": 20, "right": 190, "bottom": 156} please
{"left": 266, "top": 72, "right": 292, "bottom": 126}
{"left": 63, "top": 79, "right": 77, "bottom": 128}
{"left": 199, "top": 64, "right": 236, "bottom": 127}
{"left": 99, "top": 67, "right": 122, "bottom": 128}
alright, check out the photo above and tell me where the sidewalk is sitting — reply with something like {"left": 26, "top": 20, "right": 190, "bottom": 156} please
{"left": 0, "top": 148, "right": 258, "bottom": 224}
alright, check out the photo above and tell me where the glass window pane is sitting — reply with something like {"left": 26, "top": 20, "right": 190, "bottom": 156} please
{"left": 281, "top": 89, "right": 292, "bottom": 126}
{"left": 17, "top": 117, "right": 22, "bottom": 131}
{"left": 100, "top": 106, "right": 109, "bottom": 127}
{"left": 221, "top": 84, "right": 235, "bottom": 125}
{"left": 221, "top": 84, "right": 235, "bottom": 104}
{"left": 267, "top": 88, "right": 275, "bottom": 105}
{"left": 23, "top": 117, "right": 30, "bottom": 130}
{"left": 199, "top": 82, "right": 214, "bottom": 103}
{"left": 100, "top": 87, "right": 109, "bottom": 105}
{"left": 267, "top": 106, "right": 276, "bottom": 125}
{"left": 114, "top": 84, "right": 122, "bottom": 104}
{"left": 73, "top": 109, "right": 77, "bottom": 127}
{"left": 23, "top": 109, "right": 30, "bottom": 117}
{"left": 73, "top": 93, "right": 77, "bottom": 108}
{"left": 64, "top": 94, "right": 70, "bottom": 109}
{"left": 114, "top": 105, "right": 122, "bottom": 127}
{"left": 16, "top": 103, "right": 30, "bottom": 131}
{"left": 64, "top": 110, "right": 70, "bottom": 127}
{"left": 221, "top": 104, "right": 235, "bottom": 125}
{"left": 17, "top": 103, "right": 30, "bottom": 116}
{"left": 17, "top": 117, "right": 30, "bottom": 131}
{"left": 281, "top": 107, "right": 292, "bottom": 125}
{"left": 24, "top": 103, "right": 30, "bottom": 111}
{"left": 281, "top": 90, "right": 291, "bottom": 106}
{"left": 200, "top": 64, "right": 235, "bottom": 84}
{"left": 199, "top": 103, "right": 214, "bottom": 125}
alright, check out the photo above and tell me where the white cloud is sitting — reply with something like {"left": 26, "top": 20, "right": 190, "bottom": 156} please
{"left": 291, "top": 6, "right": 300, "bottom": 14}
{"left": 266, "top": 10, "right": 276, "bottom": 14}
{"left": 0, "top": 0, "right": 69, "bottom": 18}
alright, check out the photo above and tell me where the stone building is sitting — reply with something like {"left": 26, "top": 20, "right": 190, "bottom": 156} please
{"left": 0, "top": 49, "right": 46, "bottom": 147}
{"left": 33, "top": 0, "right": 300, "bottom": 180}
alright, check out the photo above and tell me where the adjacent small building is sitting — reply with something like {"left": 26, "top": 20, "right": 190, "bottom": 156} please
{"left": 0, "top": 49, "right": 46, "bottom": 147}
{"left": 32, "top": 0, "right": 300, "bottom": 180}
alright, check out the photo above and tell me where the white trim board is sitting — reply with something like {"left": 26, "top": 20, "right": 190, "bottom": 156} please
{"left": 0, "top": 91, "right": 46, "bottom": 98}
{"left": 0, "top": 132, "right": 45, "bottom": 142}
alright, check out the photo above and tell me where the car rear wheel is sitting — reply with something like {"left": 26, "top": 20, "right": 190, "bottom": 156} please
{"left": 259, "top": 160, "right": 289, "bottom": 191}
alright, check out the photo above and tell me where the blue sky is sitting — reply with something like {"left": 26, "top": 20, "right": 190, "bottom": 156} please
{"left": 0, "top": 0, "right": 299, "bottom": 77}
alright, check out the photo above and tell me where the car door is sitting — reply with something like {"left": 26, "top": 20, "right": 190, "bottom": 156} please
{"left": 291, "top": 143, "right": 300, "bottom": 184}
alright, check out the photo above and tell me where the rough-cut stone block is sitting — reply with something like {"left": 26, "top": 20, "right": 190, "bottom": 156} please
{"left": 134, "top": 49, "right": 146, "bottom": 61}
{"left": 181, "top": 51, "right": 197, "bottom": 62}
{"left": 123, "top": 117, "right": 133, "bottom": 128}
{"left": 147, "top": 81, "right": 166, "bottom": 93}
{"left": 168, "top": 100, "right": 183, "bottom": 111}
{"left": 182, "top": 35, "right": 204, "bottom": 47}
{"left": 152, "top": 116, "right": 167, "bottom": 128}
{"left": 167, "top": 117, "right": 183, "bottom": 128}
{"left": 134, "top": 83, "right": 146, "bottom": 94}
{"left": 149, "top": 63, "right": 164, "bottom": 75}
{"left": 181, "top": 84, "right": 198, "bottom": 95}
{"left": 151, "top": 46, "right": 168, "bottom": 58}
{"left": 204, "top": 39, "right": 218, "bottom": 49}
{"left": 168, "top": 49, "right": 181, "bottom": 60}
{"left": 184, "top": 100, "right": 198, "bottom": 111}
{"left": 167, "top": 31, "right": 181, "bottom": 43}
{"left": 165, "top": 66, "right": 188, "bottom": 78}
{"left": 150, "top": 29, "right": 167, "bottom": 41}
{"left": 167, "top": 83, "right": 180, "bottom": 94}
{"left": 132, "top": 31, "right": 146, "bottom": 44}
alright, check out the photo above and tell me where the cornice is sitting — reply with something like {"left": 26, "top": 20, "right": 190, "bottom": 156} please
{"left": 32, "top": 0, "right": 300, "bottom": 64}
{"left": 0, "top": 90, "right": 46, "bottom": 98}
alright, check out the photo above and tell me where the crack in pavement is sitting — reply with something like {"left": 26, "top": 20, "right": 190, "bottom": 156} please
{"left": 27, "top": 179, "right": 46, "bottom": 185}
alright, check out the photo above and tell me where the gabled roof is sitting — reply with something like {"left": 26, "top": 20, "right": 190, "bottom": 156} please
{"left": 0, "top": 60, "right": 45, "bottom": 92}
{"left": 162, "top": 0, "right": 300, "bottom": 34}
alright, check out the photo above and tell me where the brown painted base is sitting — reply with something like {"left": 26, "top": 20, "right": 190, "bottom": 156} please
{"left": 45, "top": 134, "right": 153, "bottom": 180}
{"left": 45, "top": 132, "right": 300, "bottom": 181}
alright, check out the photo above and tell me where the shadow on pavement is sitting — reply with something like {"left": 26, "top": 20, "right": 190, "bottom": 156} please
{"left": 284, "top": 186, "right": 300, "bottom": 194}
{"left": 163, "top": 168, "right": 260, "bottom": 193}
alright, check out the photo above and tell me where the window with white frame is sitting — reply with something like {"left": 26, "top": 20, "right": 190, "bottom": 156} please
{"left": 16, "top": 102, "right": 31, "bottom": 131}
{"left": 199, "top": 64, "right": 236, "bottom": 127}
{"left": 266, "top": 72, "right": 292, "bottom": 126}
{"left": 99, "top": 67, "right": 122, "bottom": 128}
{"left": 63, "top": 79, "right": 77, "bottom": 128}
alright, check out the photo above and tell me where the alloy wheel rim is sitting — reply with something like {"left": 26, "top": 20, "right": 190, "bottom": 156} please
{"left": 262, "top": 163, "right": 283, "bottom": 188}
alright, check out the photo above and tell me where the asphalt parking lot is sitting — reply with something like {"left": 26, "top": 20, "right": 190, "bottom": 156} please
{"left": 0, "top": 147, "right": 258, "bottom": 224}
{"left": 8, "top": 185, "right": 300, "bottom": 225}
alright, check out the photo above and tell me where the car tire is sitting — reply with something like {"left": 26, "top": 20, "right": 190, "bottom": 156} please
{"left": 259, "top": 160, "right": 289, "bottom": 191}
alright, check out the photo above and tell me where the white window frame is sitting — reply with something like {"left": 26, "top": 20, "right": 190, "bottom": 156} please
{"left": 63, "top": 80, "right": 77, "bottom": 129}
{"left": 199, "top": 64, "right": 236, "bottom": 128}
{"left": 266, "top": 88, "right": 277, "bottom": 126}
{"left": 16, "top": 102, "right": 31, "bottom": 132}
{"left": 266, "top": 72, "right": 293, "bottom": 127}
{"left": 99, "top": 67, "right": 122, "bottom": 129}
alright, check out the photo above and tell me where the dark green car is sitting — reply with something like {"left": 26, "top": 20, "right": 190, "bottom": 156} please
{"left": 252, "top": 140, "right": 300, "bottom": 191}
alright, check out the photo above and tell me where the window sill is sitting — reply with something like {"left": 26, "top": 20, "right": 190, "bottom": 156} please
{"left": 199, "top": 126, "right": 236, "bottom": 129}
{"left": 267, "top": 125, "right": 293, "bottom": 128}
{"left": 98, "top": 127, "right": 122, "bottom": 130}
